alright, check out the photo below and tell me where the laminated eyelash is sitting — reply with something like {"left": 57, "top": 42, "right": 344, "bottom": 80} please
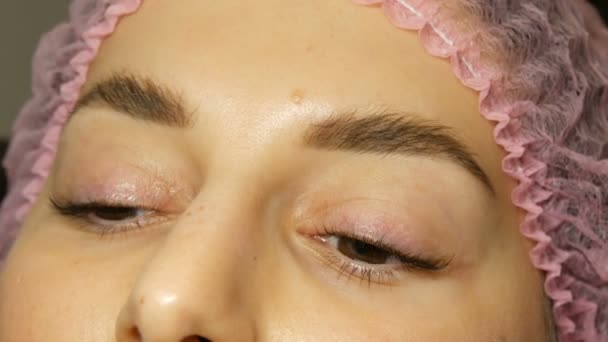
{"left": 50, "top": 198, "right": 104, "bottom": 217}
{"left": 318, "top": 225, "right": 452, "bottom": 272}
{"left": 50, "top": 198, "right": 137, "bottom": 218}
{"left": 48, "top": 197, "right": 160, "bottom": 238}
{"left": 50, "top": 196, "right": 450, "bottom": 286}
{"left": 329, "top": 253, "right": 401, "bottom": 286}
{"left": 311, "top": 225, "right": 453, "bottom": 286}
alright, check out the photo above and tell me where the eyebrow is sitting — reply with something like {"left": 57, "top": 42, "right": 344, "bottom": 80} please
{"left": 304, "top": 112, "right": 495, "bottom": 195}
{"left": 74, "top": 74, "right": 493, "bottom": 194}
{"left": 73, "top": 73, "right": 193, "bottom": 128}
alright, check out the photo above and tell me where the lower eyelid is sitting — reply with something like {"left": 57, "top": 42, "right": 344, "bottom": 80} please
{"left": 94, "top": 212, "right": 172, "bottom": 230}
{"left": 52, "top": 204, "right": 175, "bottom": 237}
{"left": 299, "top": 233, "right": 408, "bottom": 286}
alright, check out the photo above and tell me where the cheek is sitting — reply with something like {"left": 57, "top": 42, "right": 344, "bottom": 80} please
{"left": 262, "top": 289, "right": 515, "bottom": 342}
{"left": 0, "top": 222, "right": 136, "bottom": 341}
{"left": 262, "top": 253, "right": 507, "bottom": 342}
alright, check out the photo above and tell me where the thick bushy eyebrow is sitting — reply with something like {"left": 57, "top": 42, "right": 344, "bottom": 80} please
{"left": 304, "top": 112, "right": 495, "bottom": 195}
{"left": 73, "top": 73, "right": 192, "bottom": 128}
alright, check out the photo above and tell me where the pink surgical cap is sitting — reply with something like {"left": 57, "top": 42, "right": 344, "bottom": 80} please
{"left": 0, "top": 0, "right": 606, "bottom": 340}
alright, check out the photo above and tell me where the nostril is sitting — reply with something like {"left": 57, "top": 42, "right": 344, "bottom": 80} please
{"left": 125, "top": 328, "right": 210, "bottom": 342}
{"left": 182, "top": 336, "right": 211, "bottom": 342}
{"left": 129, "top": 327, "right": 142, "bottom": 340}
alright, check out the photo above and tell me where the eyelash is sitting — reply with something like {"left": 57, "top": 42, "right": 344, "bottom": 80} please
{"left": 49, "top": 198, "right": 166, "bottom": 237}
{"left": 49, "top": 198, "right": 451, "bottom": 285}
{"left": 312, "top": 225, "right": 451, "bottom": 286}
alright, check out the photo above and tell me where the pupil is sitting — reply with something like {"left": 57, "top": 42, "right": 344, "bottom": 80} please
{"left": 94, "top": 207, "right": 138, "bottom": 221}
{"left": 353, "top": 240, "right": 373, "bottom": 255}
{"left": 338, "top": 238, "right": 390, "bottom": 264}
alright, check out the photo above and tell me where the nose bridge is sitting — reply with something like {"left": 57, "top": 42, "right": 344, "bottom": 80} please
{"left": 116, "top": 184, "right": 262, "bottom": 341}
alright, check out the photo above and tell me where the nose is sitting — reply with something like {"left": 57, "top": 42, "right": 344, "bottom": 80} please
{"left": 115, "top": 195, "right": 259, "bottom": 342}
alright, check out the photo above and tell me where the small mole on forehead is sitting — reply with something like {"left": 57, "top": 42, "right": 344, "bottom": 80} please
{"left": 290, "top": 89, "right": 305, "bottom": 105}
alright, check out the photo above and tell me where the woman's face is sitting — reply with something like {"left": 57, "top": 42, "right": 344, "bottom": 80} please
{"left": 0, "top": 0, "right": 549, "bottom": 340}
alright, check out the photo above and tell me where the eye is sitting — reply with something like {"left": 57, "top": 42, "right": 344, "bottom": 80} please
{"left": 89, "top": 206, "right": 145, "bottom": 222}
{"left": 311, "top": 225, "right": 452, "bottom": 286}
{"left": 50, "top": 198, "right": 165, "bottom": 234}
{"left": 321, "top": 231, "right": 446, "bottom": 270}
{"left": 332, "top": 236, "right": 400, "bottom": 265}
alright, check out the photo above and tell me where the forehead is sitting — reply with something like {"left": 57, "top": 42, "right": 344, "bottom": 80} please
{"left": 83, "top": 0, "right": 505, "bottom": 191}
{"left": 87, "top": 0, "right": 471, "bottom": 115}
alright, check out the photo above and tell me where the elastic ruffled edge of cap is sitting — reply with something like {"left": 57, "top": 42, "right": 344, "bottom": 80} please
{"left": 353, "top": 0, "right": 601, "bottom": 340}
{"left": 3, "top": 0, "right": 142, "bottom": 251}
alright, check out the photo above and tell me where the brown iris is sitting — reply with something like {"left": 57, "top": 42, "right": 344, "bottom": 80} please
{"left": 337, "top": 237, "right": 392, "bottom": 264}
{"left": 93, "top": 207, "right": 140, "bottom": 221}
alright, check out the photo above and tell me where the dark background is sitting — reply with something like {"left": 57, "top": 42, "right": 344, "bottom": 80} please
{"left": 0, "top": 2, "right": 606, "bottom": 199}
{"left": 594, "top": 0, "right": 608, "bottom": 21}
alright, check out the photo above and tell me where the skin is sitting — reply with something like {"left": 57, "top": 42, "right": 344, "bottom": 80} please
{"left": 0, "top": 0, "right": 548, "bottom": 341}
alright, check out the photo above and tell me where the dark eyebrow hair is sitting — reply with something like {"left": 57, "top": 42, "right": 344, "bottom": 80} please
{"left": 73, "top": 74, "right": 492, "bottom": 194}
{"left": 304, "top": 111, "right": 495, "bottom": 195}
{"left": 73, "top": 73, "right": 193, "bottom": 128}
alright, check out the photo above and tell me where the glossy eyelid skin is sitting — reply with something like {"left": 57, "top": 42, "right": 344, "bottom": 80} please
{"left": 292, "top": 198, "right": 452, "bottom": 261}
{"left": 50, "top": 162, "right": 193, "bottom": 216}
{"left": 47, "top": 158, "right": 199, "bottom": 238}
{"left": 289, "top": 200, "right": 455, "bottom": 286}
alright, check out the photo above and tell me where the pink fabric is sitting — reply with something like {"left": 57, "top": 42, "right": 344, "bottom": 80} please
{"left": 353, "top": 1, "right": 608, "bottom": 341}
{"left": 1, "top": 0, "right": 607, "bottom": 340}
{"left": 0, "top": 0, "right": 141, "bottom": 260}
